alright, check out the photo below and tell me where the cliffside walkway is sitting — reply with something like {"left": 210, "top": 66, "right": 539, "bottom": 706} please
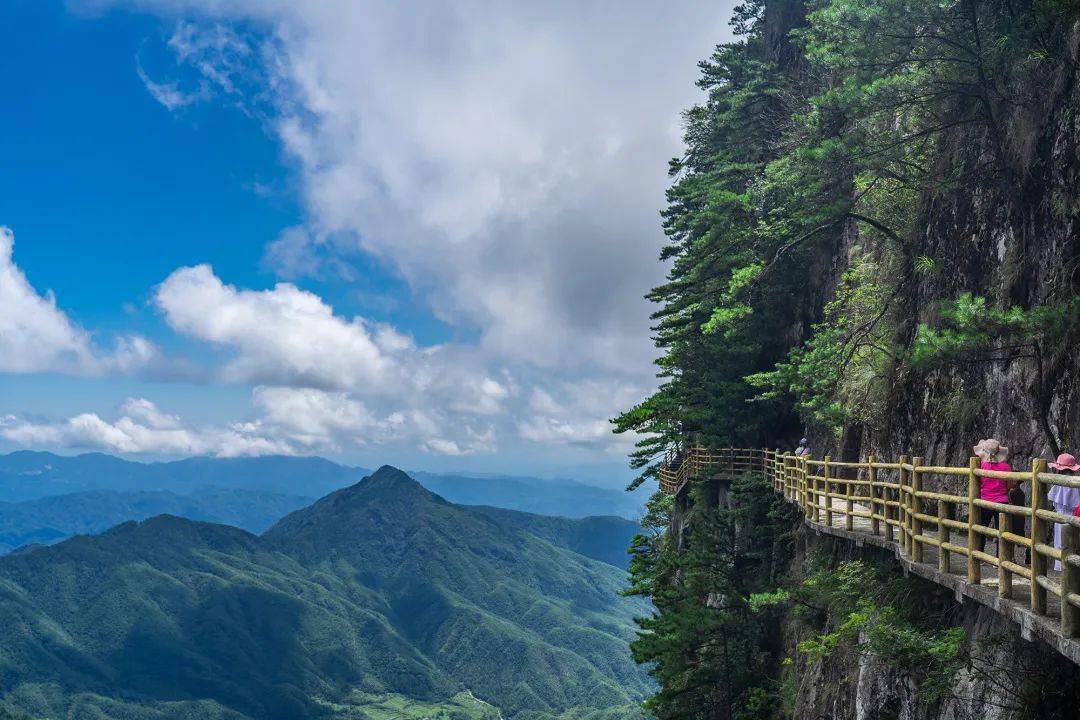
{"left": 659, "top": 446, "right": 1080, "bottom": 664}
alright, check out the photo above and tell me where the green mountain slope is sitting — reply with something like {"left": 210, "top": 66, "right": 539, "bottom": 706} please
{"left": 0, "top": 467, "right": 650, "bottom": 720}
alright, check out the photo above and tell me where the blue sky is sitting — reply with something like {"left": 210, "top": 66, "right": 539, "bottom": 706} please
{"left": 0, "top": 0, "right": 733, "bottom": 486}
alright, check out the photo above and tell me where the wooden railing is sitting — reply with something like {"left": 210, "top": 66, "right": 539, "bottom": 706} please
{"left": 658, "top": 446, "right": 765, "bottom": 494}
{"left": 660, "top": 447, "right": 1080, "bottom": 646}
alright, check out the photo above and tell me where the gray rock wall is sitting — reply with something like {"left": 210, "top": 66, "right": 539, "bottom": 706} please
{"left": 787, "top": 533, "right": 1079, "bottom": 720}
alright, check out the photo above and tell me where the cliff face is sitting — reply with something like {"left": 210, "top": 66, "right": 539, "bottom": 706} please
{"left": 642, "top": 5, "right": 1080, "bottom": 719}
{"left": 862, "top": 22, "right": 1080, "bottom": 464}
{"left": 785, "top": 534, "right": 1080, "bottom": 720}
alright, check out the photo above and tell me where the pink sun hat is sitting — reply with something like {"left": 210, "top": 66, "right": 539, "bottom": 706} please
{"left": 1049, "top": 453, "right": 1080, "bottom": 472}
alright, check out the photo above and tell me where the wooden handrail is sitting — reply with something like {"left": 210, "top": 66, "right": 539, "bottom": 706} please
{"left": 660, "top": 446, "right": 1080, "bottom": 650}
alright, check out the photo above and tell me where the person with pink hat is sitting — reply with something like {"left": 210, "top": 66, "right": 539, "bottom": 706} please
{"left": 972, "top": 439, "right": 1020, "bottom": 553}
{"left": 1047, "top": 452, "right": 1080, "bottom": 571}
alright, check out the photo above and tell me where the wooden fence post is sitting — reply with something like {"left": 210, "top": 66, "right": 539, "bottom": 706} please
{"left": 1031, "top": 458, "right": 1047, "bottom": 615}
{"left": 998, "top": 508, "right": 1012, "bottom": 599}
{"left": 911, "top": 457, "right": 924, "bottom": 562}
{"left": 1063, "top": 525, "right": 1080, "bottom": 638}
{"left": 812, "top": 459, "right": 820, "bottom": 520}
{"left": 845, "top": 462, "right": 855, "bottom": 532}
{"left": 898, "top": 455, "right": 909, "bottom": 556}
{"left": 786, "top": 455, "right": 794, "bottom": 500}
{"left": 938, "top": 494, "right": 950, "bottom": 573}
{"left": 967, "top": 457, "right": 980, "bottom": 584}
{"left": 868, "top": 456, "right": 879, "bottom": 536}
{"left": 802, "top": 456, "right": 810, "bottom": 518}
{"left": 823, "top": 456, "right": 833, "bottom": 528}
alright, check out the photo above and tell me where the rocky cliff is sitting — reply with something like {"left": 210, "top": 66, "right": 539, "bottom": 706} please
{"left": 784, "top": 533, "right": 1080, "bottom": 720}
{"left": 625, "top": 3, "right": 1080, "bottom": 718}
{"left": 833, "top": 20, "right": 1080, "bottom": 465}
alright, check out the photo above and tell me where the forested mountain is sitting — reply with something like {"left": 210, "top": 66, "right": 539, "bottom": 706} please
{"left": 616, "top": 1, "right": 1080, "bottom": 719}
{"left": 616, "top": 0, "right": 1080, "bottom": 483}
{"left": 0, "top": 453, "right": 641, "bottom": 560}
{"left": 0, "top": 466, "right": 650, "bottom": 720}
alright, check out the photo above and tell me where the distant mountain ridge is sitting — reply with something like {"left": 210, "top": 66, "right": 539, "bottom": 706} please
{"left": 0, "top": 486, "right": 313, "bottom": 554}
{"left": 0, "top": 451, "right": 361, "bottom": 501}
{"left": 0, "top": 466, "right": 651, "bottom": 719}
{"left": 0, "top": 451, "right": 645, "bottom": 518}
{"left": 0, "top": 452, "right": 645, "bottom": 558}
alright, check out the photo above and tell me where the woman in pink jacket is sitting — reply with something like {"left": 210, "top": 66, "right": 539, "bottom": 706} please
{"left": 973, "top": 439, "right": 1021, "bottom": 552}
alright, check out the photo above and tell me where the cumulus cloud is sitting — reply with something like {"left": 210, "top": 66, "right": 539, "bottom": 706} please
{"left": 1, "top": 390, "right": 498, "bottom": 458}
{"left": 154, "top": 263, "right": 516, "bottom": 418}
{"left": 105, "top": 0, "right": 729, "bottom": 379}
{"left": 250, "top": 386, "right": 386, "bottom": 446}
{"left": 0, "top": 399, "right": 292, "bottom": 457}
{"left": 1, "top": 394, "right": 344, "bottom": 457}
{"left": 156, "top": 264, "right": 395, "bottom": 389}
{"left": 44, "top": 1, "right": 737, "bottom": 461}
{"left": 0, "top": 227, "right": 157, "bottom": 375}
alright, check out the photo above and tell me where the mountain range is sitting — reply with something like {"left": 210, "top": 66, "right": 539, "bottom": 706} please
{"left": 0, "top": 453, "right": 645, "bottom": 558}
{"left": 0, "top": 466, "right": 650, "bottom": 719}
{"left": 0, "top": 487, "right": 312, "bottom": 554}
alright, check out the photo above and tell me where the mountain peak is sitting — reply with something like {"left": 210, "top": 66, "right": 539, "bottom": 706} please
{"left": 343, "top": 465, "right": 448, "bottom": 507}
{"left": 261, "top": 465, "right": 446, "bottom": 548}
{"left": 366, "top": 464, "right": 423, "bottom": 487}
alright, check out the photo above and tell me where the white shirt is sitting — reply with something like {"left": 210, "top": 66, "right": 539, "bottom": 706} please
{"left": 1048, "top": 482, "right": 1080, "bottom": 512}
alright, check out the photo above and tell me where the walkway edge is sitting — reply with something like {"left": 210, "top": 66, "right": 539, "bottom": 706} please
{"left": 806, "top": 515, "right": 1080, "bottom": 665}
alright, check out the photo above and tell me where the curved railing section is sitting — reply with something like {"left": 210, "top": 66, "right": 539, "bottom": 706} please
{"left": 660, "top": 447, "right": 1080, "bottom": 658}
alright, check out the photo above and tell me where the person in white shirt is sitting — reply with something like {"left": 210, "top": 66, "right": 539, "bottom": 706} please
{"left": 1047, "top": 452, "right": 1080, "bottom": 570}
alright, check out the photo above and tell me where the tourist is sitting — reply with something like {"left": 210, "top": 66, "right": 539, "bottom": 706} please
{"left": 1047, "top": 453, "right": 1080, "bottom": 571}
{"left": 973, "top": 438, "right": 1018, "bottom": 552}
{"left": 795, "top": 438, "right": 811, "bottom": 457}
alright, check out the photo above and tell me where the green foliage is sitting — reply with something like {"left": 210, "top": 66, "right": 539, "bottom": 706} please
{"left": 626, "top": 474, "right": 801, "bottom": 719}
{"left": 0, "top": 468, "right": 651, "bottom": 720}
{"left": 748, "top": 251, "right": 894, "bottom": 437}
{"left": 618, "top": 0, "right": 1080, "bottom": 483}
{"left": 789, "top": 559, "right": 966, "bottom": 703}
{"left": 912, "top": 293, "right": 1080, "bottom": 367}
{"left": 315, "top": 691, "right": 502, "bottom": 720}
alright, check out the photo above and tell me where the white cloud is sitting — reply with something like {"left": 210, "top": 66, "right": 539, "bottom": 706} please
{"left": 136, "top": 62, "right": 199, "bottom": 110}
{"left": 97, "top": 0, "right": 730, "bottom": 380}
{"left": 0, "top": 227, "right": 157, "bottom": 375}
{"left": 155, "top": 264, "right": 394, "bottom": 390}
{"left": 38, "top": 1, "right": 737, "bottom": 462}
{"left": 2, "top": 227, "right": 641, "bottom": 458}
{"left": 422, "top": 425, "right": 495, "bottom": 457}
{"left": 1, "top": 391, "right": 495, "bottom": 458}
{"left": 120, "top": 397, "right": 182, "bottom": 429}
{"left": 0, "top": 396, "right": 309, "bottom": 457}
{"left": 517, "top": 380, "right": 643, "bottom": 451}
{"left": 154, "top": 263, "right": 516, "bottom": 423}
{"left": 251, "top": 386, "right": 384, "bottom": 446}
{"left": 0, "top": 400, "right": 292, "bottom": 457}
{"left": 136, "top": 20, "right": 258, "bottom": 112}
